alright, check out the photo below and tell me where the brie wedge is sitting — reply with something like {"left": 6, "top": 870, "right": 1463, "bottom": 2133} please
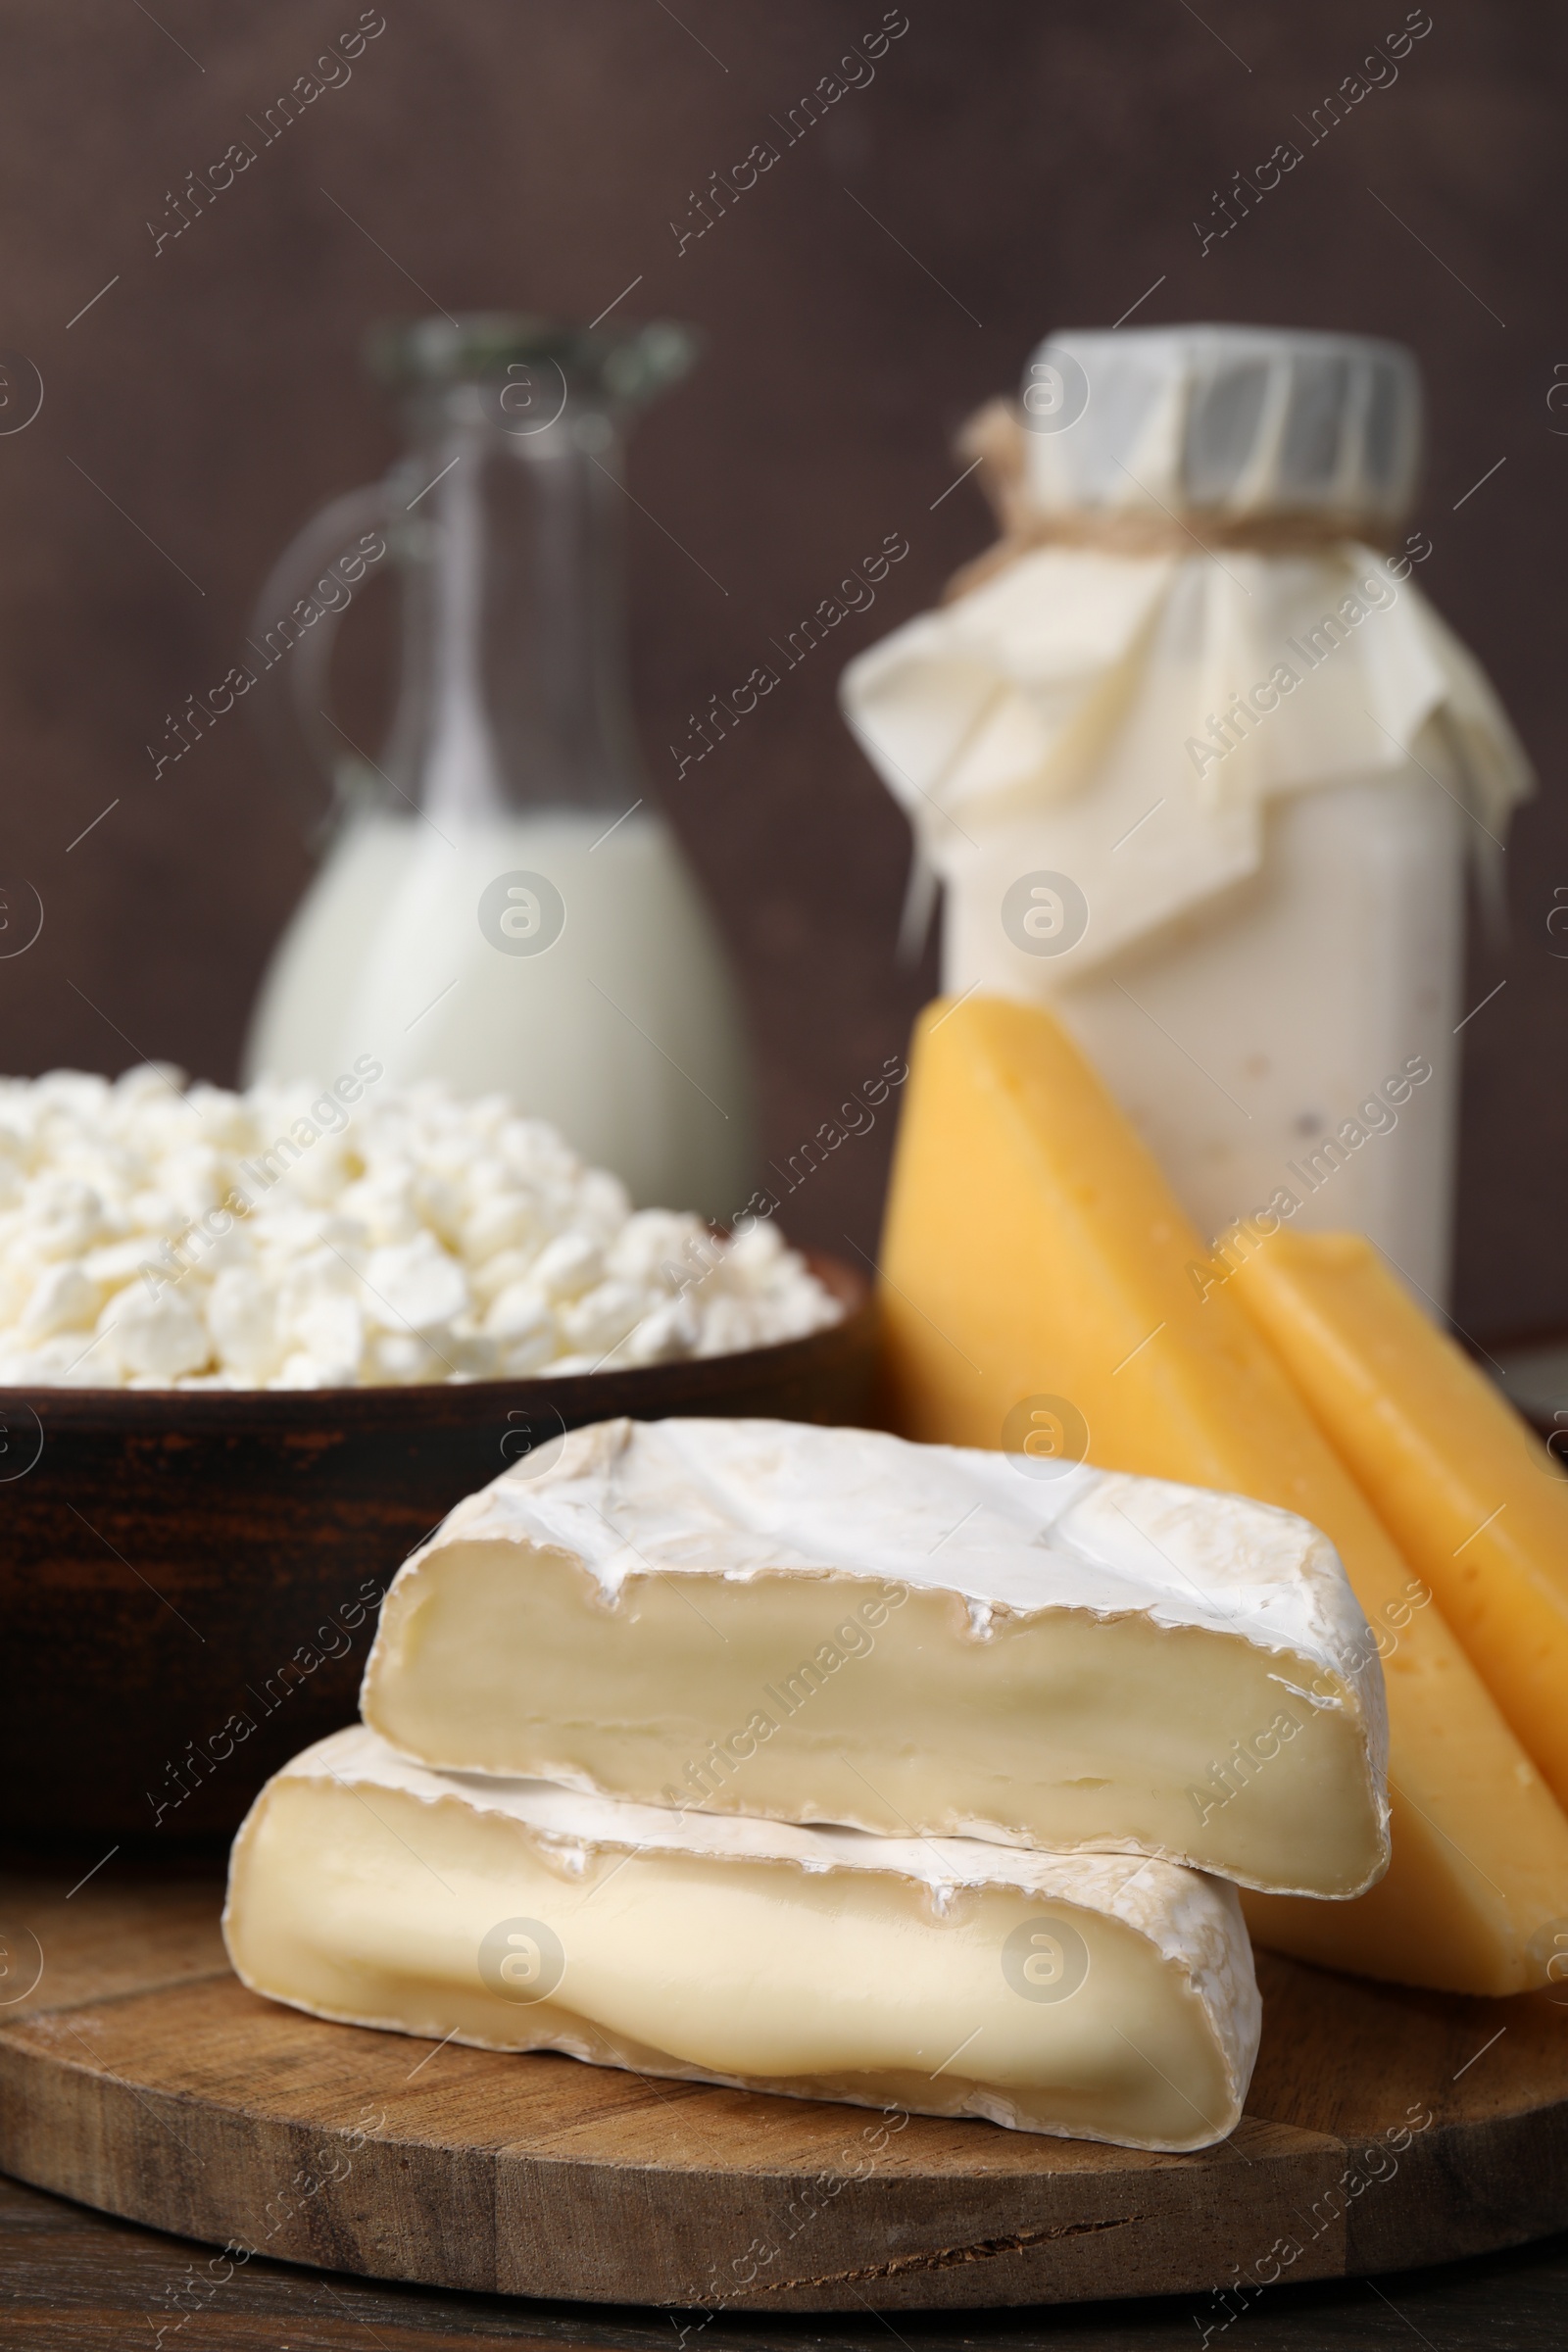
{"left": 223, "top": 1725, "right": 1260, "bottom": 2151}
{"left": 362, "top": 1417, "right": 1389, "bottom": 1897}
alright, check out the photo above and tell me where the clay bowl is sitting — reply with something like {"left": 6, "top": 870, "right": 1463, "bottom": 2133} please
{"left": 0, "top": 1251, "right": 873, "bottom": 1849}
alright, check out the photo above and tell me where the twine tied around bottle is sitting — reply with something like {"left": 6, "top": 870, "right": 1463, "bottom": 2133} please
{"left": 944, "top": 400, "right": 1396, "bottom": 601}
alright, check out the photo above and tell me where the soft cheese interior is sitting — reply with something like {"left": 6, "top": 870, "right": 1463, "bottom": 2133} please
{"left": 223, "top": 1726, "right": 1261, "bottom": 2151}
{"left": 362, "top": 1418, "right": 1389, "bottom": 1898}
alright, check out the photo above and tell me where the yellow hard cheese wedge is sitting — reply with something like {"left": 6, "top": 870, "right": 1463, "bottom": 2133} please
{"left": 878, "top": 994, "right": 1568, "bottom": 1994}
{"left": 1220, "top": 1227, "right": 1568, "bottom": 1819}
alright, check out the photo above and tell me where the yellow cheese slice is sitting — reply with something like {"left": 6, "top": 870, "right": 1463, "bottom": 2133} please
{"left": 1219, "top": 1225, "right": 1568, "bottom": 1824}
{"left": 877, "top": 993, "right": 1568, "bottom": 1994}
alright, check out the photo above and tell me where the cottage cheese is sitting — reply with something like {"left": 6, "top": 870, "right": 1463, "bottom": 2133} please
{"left": 0, "top": 1064, "right": 841, "bottom": 1389}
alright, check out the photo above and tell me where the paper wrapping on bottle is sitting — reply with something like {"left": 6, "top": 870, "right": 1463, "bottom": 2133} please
{"left": 839, "top": 541, "right": 1532, "bottom": 985}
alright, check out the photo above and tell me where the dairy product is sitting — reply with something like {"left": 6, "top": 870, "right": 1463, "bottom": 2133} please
{"left": 0, "top": 1066, "right": 837, "bottom": 1388}
{"left": 1026, "top": 774, "right": 1462, "bottom": 1305}
{"left": 223, "top": 1724, "right": 1261, "bottom": 2151}
{"left": 363, "top": 1415, "right": 1388, "bottom": 1898}
{"left": 244, "top": 809, "right": 755, "bottom": 1220}
{"left": 244, "top": 314, "right": 757, "bottom": 1224}
{"left": 876, "top": 992, "right": 1568, "bottom": 1993}
{"left": 1223, "top": 1227, "right": 1568, "bottom": 1817}
{"left": 841, "top": 327, "right": 1533, "bottom": 1304}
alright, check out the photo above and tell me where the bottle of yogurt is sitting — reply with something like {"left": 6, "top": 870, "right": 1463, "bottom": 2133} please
{"left": 841, "top": 324, "right": 1532, "bottom": 1306}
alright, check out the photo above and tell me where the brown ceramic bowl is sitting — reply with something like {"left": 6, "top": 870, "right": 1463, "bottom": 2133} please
{"left": 0, "top": 1251, "right": 873, "bottom": 1849}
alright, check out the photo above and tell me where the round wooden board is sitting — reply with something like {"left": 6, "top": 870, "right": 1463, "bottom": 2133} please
{"left": 2, "top": 1868, "right": 1566, "bottom": 2315}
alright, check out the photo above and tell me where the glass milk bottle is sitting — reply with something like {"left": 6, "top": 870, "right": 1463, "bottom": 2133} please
{"left": 841, "top": 325, "right": 1532, "bottom": 1305}
{"left": 243, "top": 314, "right": 756, "bottom": 1219}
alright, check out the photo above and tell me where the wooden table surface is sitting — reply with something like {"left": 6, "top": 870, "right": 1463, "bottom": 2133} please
{"left": 2, "top": 2168, "right": 1566, "bottom": 2349}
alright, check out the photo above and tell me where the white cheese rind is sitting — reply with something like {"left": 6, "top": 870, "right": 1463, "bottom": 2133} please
{"left": 223, "top": 1726, "right": 1261, "bottom": 2152}
{"left": 362, "top": 1417, "right": 1389, "bottom": 1896}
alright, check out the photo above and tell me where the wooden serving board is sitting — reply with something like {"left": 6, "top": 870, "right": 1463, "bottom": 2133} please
{"left": 2, "top": 1867, "right": 1566, "bottom": 2315}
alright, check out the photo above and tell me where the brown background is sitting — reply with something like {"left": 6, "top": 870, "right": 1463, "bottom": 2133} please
{"left": 0, "top": 0, "right": 1561, "bottom": 1336}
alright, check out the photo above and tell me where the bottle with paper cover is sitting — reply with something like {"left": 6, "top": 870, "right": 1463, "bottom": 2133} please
{"left": 840, "top": 324, "right": 1532, "bottom": 1303}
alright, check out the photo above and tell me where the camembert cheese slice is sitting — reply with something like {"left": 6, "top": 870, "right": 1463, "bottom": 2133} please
{"left": 361, "top": 1416, "right": 1389, "bottom": 1898}
{"left": 876, "top": 993, "right": 1568, "bottom": 1994}
{"left": 224, "top": 1725, "right": 1261, "bottom": 2151}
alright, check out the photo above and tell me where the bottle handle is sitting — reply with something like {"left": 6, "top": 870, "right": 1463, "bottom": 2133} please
{"left": 245, "top": 483, "right": 394, "bottom": 838}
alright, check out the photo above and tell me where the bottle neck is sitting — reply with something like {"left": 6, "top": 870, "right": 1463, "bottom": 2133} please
{"left": 379, "top": 386, "right": 638, "bottom": 827}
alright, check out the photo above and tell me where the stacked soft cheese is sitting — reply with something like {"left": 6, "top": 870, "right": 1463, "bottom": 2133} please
{"left": 0, "top": 1066, "right": 838, "bottom": 1388}
{"left": 224, "top": 1417, "right": 1392, "bottom": 2150}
